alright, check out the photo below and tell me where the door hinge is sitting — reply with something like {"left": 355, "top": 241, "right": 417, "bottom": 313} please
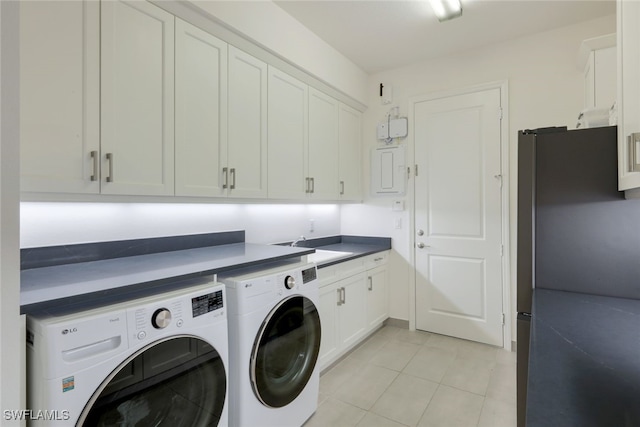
{"left": 497, "top": 107, "right": 503, "bottom": 120}
{"left": 501, "top": 313, "right": 505, "bottom": 325}
{"left": 415, "top": 164, "right": 419, "bottom": 177}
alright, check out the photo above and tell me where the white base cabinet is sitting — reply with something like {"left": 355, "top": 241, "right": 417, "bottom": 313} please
{"left": 317, "top": 251, "right": 389, "bottom": 371}
{"left": 366, "top": 265, "right": 389, "bottom": 328}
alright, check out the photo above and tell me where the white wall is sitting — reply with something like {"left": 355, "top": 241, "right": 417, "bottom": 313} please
{"left": 0, "top": 1, "right": 24, "bottom": 421}
{"left": 21, "top": 202, "right": 340, "bottom": 248}
{"left": 342, "top": 15, "right": 616, "bottom": 342}
{"left": 190, "top": 0, "right": 368, "bottom": 106}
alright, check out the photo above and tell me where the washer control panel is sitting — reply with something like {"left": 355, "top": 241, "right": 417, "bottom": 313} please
{"left": 192, "top": 289, "right": 224, "bottom": 318}
{"left": 127, "top": 284, "right": 225, "bottom": 343}
{"left": 301, "top": 266, "right": 317, "bottom": 284}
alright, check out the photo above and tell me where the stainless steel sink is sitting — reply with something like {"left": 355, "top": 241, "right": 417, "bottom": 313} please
{"left": 307, "top": 249, "right": 353, "bottom": 263}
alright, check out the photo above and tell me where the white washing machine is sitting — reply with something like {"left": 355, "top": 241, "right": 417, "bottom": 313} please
{"left": 27, "top": 280, "right": 229, "bottom": 426}
{"left": 221, "top": 262, "right": 321, "bottom": 427}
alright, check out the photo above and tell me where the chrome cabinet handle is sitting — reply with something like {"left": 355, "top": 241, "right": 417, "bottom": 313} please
{"left": 90, "top": 151, "right": 98, "bottom": 181}
{"left": 340, "top": 180, "right": 345, "bottom": 195}
{"left": 374, "top": 257, "right": 384, "bottom": 262}
{"left": 368, "top": 276, "right": 373, "bottom": 291}
{"left": 105, "top": 153, "right": 114, "bottom": 182}
{"left": 230, "top": 168, "right": 236, "bottom": 190}
{"left": 341, "top": 287, "right": 346, "bottom": 304}
{"left": 310, "top": 177, "right": 315, "bottom": 193}
{"left": 222, "top": 167, "right": 228, "bottom": 189}
{"left": 337, "top": 288, "right": 342, "bottom": 306}
{"left": 305, "top": 177, "right": 310, "bottom": 193}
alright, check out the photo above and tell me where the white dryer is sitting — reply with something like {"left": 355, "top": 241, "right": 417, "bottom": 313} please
{"left": 27, "top": 281, "right": 229, "bottom": 426}
{"left": 221, "top": 262, "right": 321, "bottom": 427}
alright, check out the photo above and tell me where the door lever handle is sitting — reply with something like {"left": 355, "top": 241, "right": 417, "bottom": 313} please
{"left": 417, "top": 242, "right": 430, "bottom": 249}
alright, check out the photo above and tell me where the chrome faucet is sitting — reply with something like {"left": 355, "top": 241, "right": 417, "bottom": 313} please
{"left": 290, "top": 235, "right": 306, "bottom": 247}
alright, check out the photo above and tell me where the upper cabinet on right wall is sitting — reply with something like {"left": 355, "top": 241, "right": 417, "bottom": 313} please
{"left": 617, "top": 0, "right": 640, "bottom": 194}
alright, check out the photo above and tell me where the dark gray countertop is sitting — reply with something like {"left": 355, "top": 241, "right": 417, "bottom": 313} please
{"left": 21, "top": 233, "right": 391, "bottom": 314}
{"left": 21, "top": 243, "right": 313, "bottom": 311}
{"left": 527, "top": 289, "right": 640, "bottom": 427}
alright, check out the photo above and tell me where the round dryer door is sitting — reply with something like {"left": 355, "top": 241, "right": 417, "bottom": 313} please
{"left": 78, "top": 336, "right": 226, "bottom": 427}
{"left": 250, "top": 295, "right": 321, "bottom": 408}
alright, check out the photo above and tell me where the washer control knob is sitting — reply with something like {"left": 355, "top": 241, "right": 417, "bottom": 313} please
{"left": 151, "top": 308, "right": 172, "bottom": 329}
{"left": 176, "top": 319, "right": 184, "bottom": 328}
{"left": 284, "top": 275, "right": 296, "bottom": 290}
{"left": 137, "top": 331, "right": 147, "bottom": 340}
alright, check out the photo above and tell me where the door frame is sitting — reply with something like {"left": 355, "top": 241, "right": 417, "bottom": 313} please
{"left": 407, "top": 81, "right": 512, "bottom": 350}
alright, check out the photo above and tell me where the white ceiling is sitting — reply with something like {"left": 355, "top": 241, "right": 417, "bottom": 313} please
{"left": 274, "top": 0, "right": 616, "bottom": 73}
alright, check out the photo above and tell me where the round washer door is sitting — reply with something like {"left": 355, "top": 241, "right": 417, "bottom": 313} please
{"left": 79, "top": 336, "right": 226, "bottom": 427}
{"left": 250, "top": 295, "right": 321, "bottom": 408}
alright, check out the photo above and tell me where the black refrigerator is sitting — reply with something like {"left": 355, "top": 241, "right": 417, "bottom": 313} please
{"left": 516, "top": 125, "right": 640, "bottom": 427}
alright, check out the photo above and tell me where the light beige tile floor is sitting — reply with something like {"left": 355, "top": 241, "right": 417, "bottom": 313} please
{"left": 305, "top": 325, "right": 516, "bottom": 427}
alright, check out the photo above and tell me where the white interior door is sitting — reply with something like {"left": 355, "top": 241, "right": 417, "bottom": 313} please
{"left": 414, "top": 88, "right": 503, "bottom": 347}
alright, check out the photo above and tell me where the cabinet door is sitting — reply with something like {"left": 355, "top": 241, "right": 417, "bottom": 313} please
{"left": 308, "top": 88, "right": 339, "bottom": 199}
{"left": 317, "top": 283, "right": 340, "bottom": 370}
{"left": 338, "top": 273, "right": 367, "bottom": 350}
{"left": 101, "top": 0, "right": 175, "bottom": 196}
{"left": 583, "top": 51, "right": 595, "bottom": 109}
{"left": 617, "top": 0, "right": 640, "bottom": 191}
{"left": 175, "top": 19, "right": 227, "bottom": 197}
{"left": 594, "top": 47, "right": 616, "bottom": 110}
{"left": 338, "top": 103, "right": 363, "bottom": 201}
{"left": 366, "top": 266, "right": 389, "bottom": 328}
{"left": 268, "top": 67, "right": 308, "bottom": 199}
{"left": 228, "top": 47, "right": 268, "bottom": 198}
{"left": 20, "top": 1, "right": 99, "bottom": 193}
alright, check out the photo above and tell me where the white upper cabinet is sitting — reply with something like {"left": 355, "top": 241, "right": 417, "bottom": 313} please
{"left": 617, "top": 0, "right": 640, "bottom": 192}
{"left": 175, "top": 18, "right": 228, "bottom": 197}
{"left": 101, "top": 0, "right": 175, "bottom": 196}
{"left": 267, "top": 66, "right": 309, "bottom": 199}
{"left": 580, "top": 35, "right": 616, "bottom": 110}
{"left": 308, "top": 88, "right": 340, "bottom": 200}
{"left": 338, "top": 103, "right": 363, "bottom": 201}
{"left": 19, "top": 1, "right": 363, "bottom": 202}
{"left": 227, "top": 47, "right": 268, "bottom": 198}
{"left": 20, "top": 0, "right": 100, "bottom": 194}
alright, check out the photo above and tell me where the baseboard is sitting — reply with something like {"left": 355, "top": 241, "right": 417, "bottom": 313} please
{"left": 384, "top": 317, "right": 409, "bottom": 329}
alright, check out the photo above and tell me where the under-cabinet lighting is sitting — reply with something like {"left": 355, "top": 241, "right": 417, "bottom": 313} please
{"left": 429, "top": 0, "right": 462, "bottom": 22}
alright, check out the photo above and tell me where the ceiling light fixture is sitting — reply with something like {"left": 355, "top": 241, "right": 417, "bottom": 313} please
{"left": 429, "top": 0, "right": 463, "bottom": 22}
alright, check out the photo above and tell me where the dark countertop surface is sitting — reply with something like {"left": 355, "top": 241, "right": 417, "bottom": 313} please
{"left": 21, "top": 233, "right": 391, "bottom": 314}
{"left": 21, "top": 243, "right": 314, "bottom": 311}
{"left": 527, "top": 289, "right": 640, "bottom": 427}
